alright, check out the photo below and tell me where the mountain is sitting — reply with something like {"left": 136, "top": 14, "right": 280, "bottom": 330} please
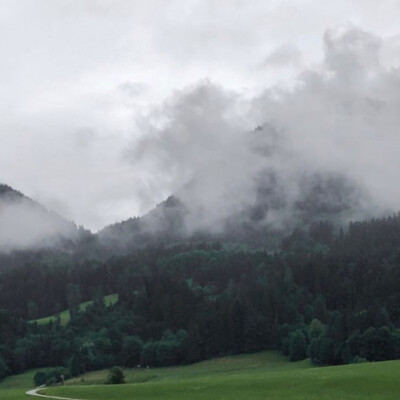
{"left": 98, "top": 167, "right": 370, "bottom": 253}
{"left": 97, "top": 117, "right": 383, "bottom": 254}
{"left": 98, "top": 195, "right": 187, "bottom": 252}
{"left": 0, "top": 184, "right": 25, "bottom": 200}
{"left": 0, "top": 183, "right": 78, "bottom": 252}
{"left": 98, "top": 124, "right": 374, "bottom": 253}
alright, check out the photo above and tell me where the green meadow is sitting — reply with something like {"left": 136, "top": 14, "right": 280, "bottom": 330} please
{"left": 31, "top": 294, "right": 118, "bottom": 326}
{"left": 40, "top": 351, "right": 400, "bottom": 400}
{"left": 0, "top": 369, "right": 38, "bottom": 400}
{"left": 1, "top": 351, "right": 400, "bottom": 399}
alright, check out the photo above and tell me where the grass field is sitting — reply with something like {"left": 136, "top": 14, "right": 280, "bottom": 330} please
{"left": 65, "top": 351, "right": 310, "bottom": 386}
{"left": 0, "top": 369, "right": 38, "bottom": 400}
{"left": 31, "top": 294, "right": 118, "bottom": 326}
{"left": 41, "top": 352, "right": 400, "bottom": 400}
{"left": 2, "top": 351, "right": 400, "bottom": 399}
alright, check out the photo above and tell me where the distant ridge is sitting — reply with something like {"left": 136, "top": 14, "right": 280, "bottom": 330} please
{"left": 98, "top": 169, "right": 369, "bottom": 254}
{"left": 0, "top": 183, "right": 24, "bottom": 198}
{"left": 0, "top": 182, "right": 78, "bottom": 252}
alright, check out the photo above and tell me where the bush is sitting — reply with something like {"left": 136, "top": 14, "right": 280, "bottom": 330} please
{"left": 105, "top": 366, "right": 125, "bottom": 384}
{"left": 33, "top": 367, "right": 70, "bottom": 387}
{"left": 45, "top": 377, "right": 57, "bottom": 387}
{"left": 33, "top": 371, "right": 48, "bottom": 387}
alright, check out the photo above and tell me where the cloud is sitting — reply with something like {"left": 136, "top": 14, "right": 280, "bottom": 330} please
{"left": 0, "top": 189, "right": 77, "bottom": 251}
{"left": 126, "top": 27, "right": 400, "bottom": 235}
{"left": 264, "top": 44, "right": 302, "bottom": 68}
{"left": 1, "top": 1, "right": 400, "bottom": 232}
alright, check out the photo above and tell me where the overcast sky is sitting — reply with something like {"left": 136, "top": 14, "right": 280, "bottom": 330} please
{"left": 1, "top": 0, "right": 400, "bottom": 231}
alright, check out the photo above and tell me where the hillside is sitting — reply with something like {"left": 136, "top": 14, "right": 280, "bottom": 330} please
{"left": 0, "top": 183, "right": 78, "bottom": 252}
{"left": 2, "top": 214, "right": 400, "bottom": 383}
{"left": 0, "top": 369, "right": 36, "bottom": 400}
{"left": 41, "top": 353, "right": 400, "bottom": 400}
{"left": 0, "top": 184, "right": 24, "bottom": 199}
{"left": 2, "top": 352, "right": 399, "bottom": 400}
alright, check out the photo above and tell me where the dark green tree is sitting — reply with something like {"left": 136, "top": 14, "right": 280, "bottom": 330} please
{"left": 66, "top": 284, "right": 81, "bottom": 319}
{"left": 120, "top": 336, "right": 143, "bottom": 367}
{"left": 309, "top": 335, "right": 333, "bottom": 365}
{"left": 289, "top": 330, "right": 307, "bottom": 361}
{"left": 69, "top": 353, "right": 84, "bottom": 377}
{"left": 0, "top": 356, "right": 8, "bottom": 380}
{"left": 185, "top": 323, "right": 202, "bottom": 363}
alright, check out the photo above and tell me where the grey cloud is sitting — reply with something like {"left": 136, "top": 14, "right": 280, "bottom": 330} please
{"left": 0, "top": 192, "right": 77, "bottom": 252}
{"left": 323, "top": 27, "right": 382, "bottom": 81}
{"left": 2, "top": 1, "right": 400, "bottom": 234}
{"left": 117, "top": 82, "right": 147, "bottom": 98}
{"left": 127, "top": 27, "right": 400, "bottom": 235}
{"left": 264, "top": 44, "right": 302, "bottom": 68}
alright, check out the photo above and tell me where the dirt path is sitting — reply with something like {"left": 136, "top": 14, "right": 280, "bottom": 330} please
{"left": 26, "top": 387, "right": 82, "bottom": 400}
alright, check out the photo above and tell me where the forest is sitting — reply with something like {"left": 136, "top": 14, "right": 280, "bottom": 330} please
{"left": 1, "top": 213, "right": 400, "bottom": 381}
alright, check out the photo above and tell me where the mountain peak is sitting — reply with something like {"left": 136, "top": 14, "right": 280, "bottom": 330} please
{"left": 0, "top": 183, "right": 24, "bottom": 198}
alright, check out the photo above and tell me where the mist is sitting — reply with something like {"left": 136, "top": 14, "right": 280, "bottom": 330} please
{"left": 2, "top": 23, "right": 400, "bottom": 248}
{"left": 128, "top": 27, "right": 400, "bottom": 235}
{"left": 0, "top": 188, "right": 77, "bottom": 252}
{"left": 2, "top": 1, "right": 400, "bottom": 231}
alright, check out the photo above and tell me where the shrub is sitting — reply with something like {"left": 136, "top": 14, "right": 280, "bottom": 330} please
{"left": 45, "top": 377, "right": 57, "bottom": 387}
{"left": 33, "top": 367, "right": 70, "bottom": 387}
{"left": 105, "top": 366, "right": 125, "bottom": 384}
{"left": 33, "top": 371, "right": 48, "bottom": 387}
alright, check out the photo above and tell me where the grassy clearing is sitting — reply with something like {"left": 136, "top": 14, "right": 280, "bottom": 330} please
{"left": 31, "top": 294, "right": 118, "bottom": 326}
{"left": 0, "top": 369, "right": 38, "bottom": 400}
{"left": 43, "top": 352, "right": 400, "bottom": 400}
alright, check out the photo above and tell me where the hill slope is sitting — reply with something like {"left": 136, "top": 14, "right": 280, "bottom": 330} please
{"left": 0, "top": 183, "right": 78, "bottom": 252}
{"left": 42, "top": 353, "right": 400, "bottom": 400}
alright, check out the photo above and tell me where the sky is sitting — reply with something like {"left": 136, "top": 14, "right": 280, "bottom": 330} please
{"left": 1, "top": 0, "right": 400, "bottom": 231}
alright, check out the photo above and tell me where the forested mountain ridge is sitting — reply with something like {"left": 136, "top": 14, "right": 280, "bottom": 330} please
{"left": 1, "top": 214, "right": 400, "bottom": 380}
{"left": 1, "top": 181, "right": 400, "bottom": 381}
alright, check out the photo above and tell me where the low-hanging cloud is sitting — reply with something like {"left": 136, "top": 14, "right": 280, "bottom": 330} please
{"left": 127, "top": 27, "right": 400, "bottom": 235}
{"left": 0, "top": 188, "right": 77, "bottom": 252}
